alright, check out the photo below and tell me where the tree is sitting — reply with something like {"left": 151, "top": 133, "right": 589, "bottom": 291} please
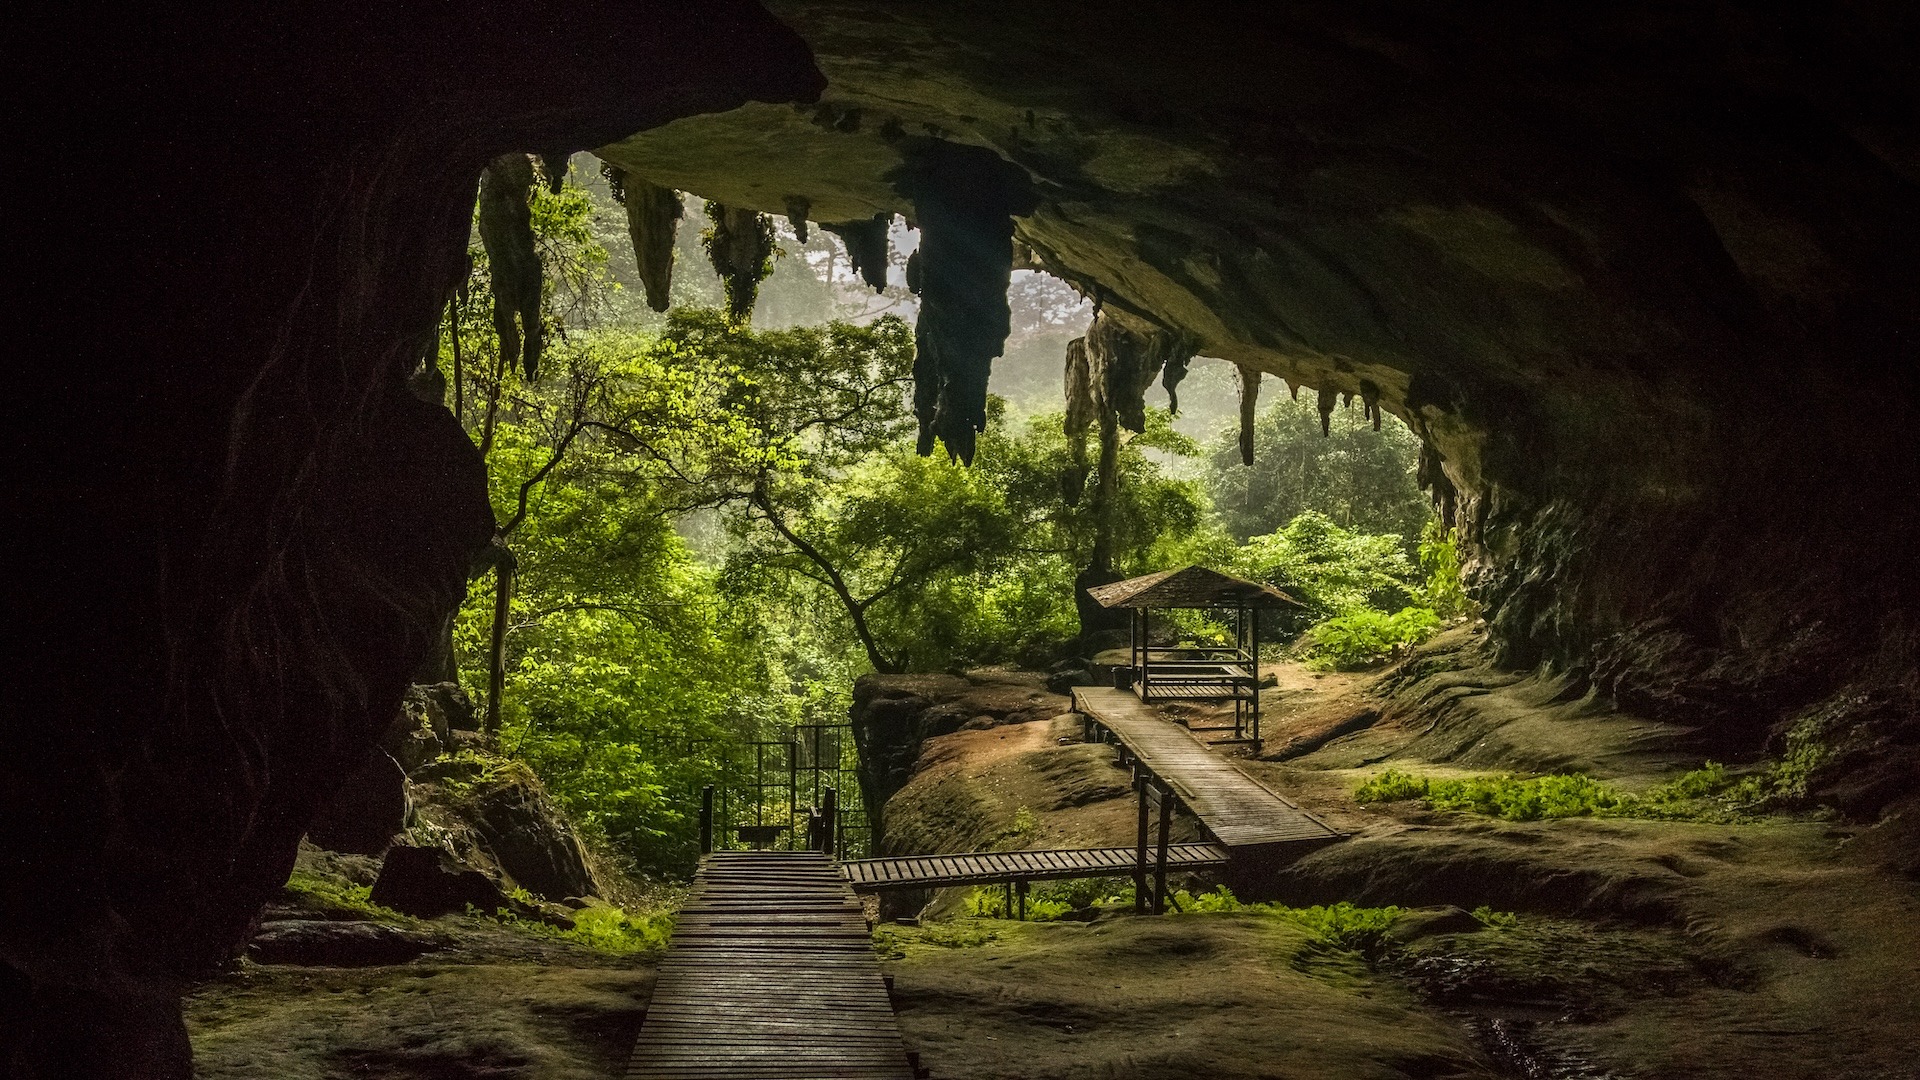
{"left": 1204, "top": 390, "right": 1432, "bottom": 547}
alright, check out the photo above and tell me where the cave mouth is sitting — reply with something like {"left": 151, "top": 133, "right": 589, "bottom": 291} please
{"left": 11, "top": 1, "right": 1919, "bottom": 1076}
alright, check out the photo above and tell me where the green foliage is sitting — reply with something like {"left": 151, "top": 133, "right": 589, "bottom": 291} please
{"left": 485, "top": 902, "right": 674, "bottom": 956}
{"left": 1418, "top": 520, "right": 1472, "bottom": 618}
{"left": 1471, "top": 906, "right": 1518, "bottom": 929}
{"left": 1233, "top": 511, "right": 1421, "bottom": 632}
{"left": 282, "top": 872, "right": 411, "bottom": 924}
{"left": 1354, "top": 763, "right": 1765, "bottom": 823}
{"left": 1170, "top": 887, "right": 1404, "bottom": 952}
{"left": 1204, "top": 389, "right": 1432, "bottom": 547}
{"left": 965, "top": 876, "right": 1135, "bottom": 921}
{"left": 1303, "top": 607, "right": 1442, "bottom": 670}
{"left": 1352, "top": 768, "right": 1432, "bottom": 804}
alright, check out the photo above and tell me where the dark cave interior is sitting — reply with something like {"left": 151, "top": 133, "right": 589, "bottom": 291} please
{"left": 5, "top": 1, "right": 1917, "bottom": 1075}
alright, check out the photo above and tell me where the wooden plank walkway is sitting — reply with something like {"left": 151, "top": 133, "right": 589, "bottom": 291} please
{"left": 1073, "top": 686, "right": 1342, "bottom": 852}
{"left": 625, "top": 850, "right": 915, "bottom": 1080}
{"left": 840, "top": 843, "right": 1229, "bottom": 892}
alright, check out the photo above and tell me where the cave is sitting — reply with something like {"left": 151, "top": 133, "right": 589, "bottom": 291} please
{"left": 6, "top": 1, "right": 1917, "bottom": 1076}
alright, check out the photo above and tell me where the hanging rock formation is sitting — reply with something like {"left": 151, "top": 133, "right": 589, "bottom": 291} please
{"left": 477, "top": 153, "right": 545, "bottom": 381}
{"left": 702, "top": 202, "right": 776, "bottom": 321}
{"left": 782, "top": 195, "right": 812, "bottom": 241}
{"left": 822, "top": 213, "right": 891, "bottom": 289}
{"left": 891, "top": 142, "right": 1037, "bottom": 463}
{"left": 611, "top": 168, "right": 683, "bottom": 312}
{"left": 1083, "top": 309, "right": 1194, "bottom": 435}
{"left": 1060, "top": 336, "right": 1095, "bottom": 505}
{"left": 1234, "top": 363, "right": 1262, "bottom": 465}
{"left": 1162, "top": 352, "right": 1192, "bottom": 415}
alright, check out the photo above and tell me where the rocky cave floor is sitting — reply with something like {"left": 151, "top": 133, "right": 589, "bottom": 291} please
{"left": 186, "top": 643, "right": 1920, "bottom": 1080}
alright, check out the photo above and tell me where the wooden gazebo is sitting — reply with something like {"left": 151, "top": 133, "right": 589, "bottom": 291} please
{"left": 1086, "top": 565, "right": 1303, "bottom": 747}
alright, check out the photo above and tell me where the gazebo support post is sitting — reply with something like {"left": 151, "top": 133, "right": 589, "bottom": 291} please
{"left": 1251, "top": 608, "right": 1261, "bottom": 751}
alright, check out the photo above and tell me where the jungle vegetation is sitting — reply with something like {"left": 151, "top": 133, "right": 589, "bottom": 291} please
{"left": 439, "top": 159, "right": 1463, "bottom": 871}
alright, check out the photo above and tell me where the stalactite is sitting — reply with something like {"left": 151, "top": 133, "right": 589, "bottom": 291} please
{"left": 1061, "top": 336, "right": 1094, "bottom": 505}
{"left": 1342, "top": 391, "right": 1353, "bottom": 408}
{"left": 702, "top": 201, "right": 776, "bottom": 322}
{"left": 1361, "top": 380, "right": 1382, "bottom": 430}
{"left": 1417, "top": 442, "right": 1459, "bottom": 528}
{"left": 1286, "top": 379, "right": 1298, "bottom": 401}
{"left": 613, "top": 170, "right": 682, "bottom": 313}
{"left": 893, "top": 143, "right": 1037, "bottom": 463}
{"left": 535, "top": 150, "right": 570, "bottom": 194}
{"left": 477, "top": 153, "right": 544, "bottom": 381}
{"left": 1317, "top": 386, "right": 1338, "bottom": 435}
{"left": 1234, "top": 363, "right": 1262, "bottom": 466}
{"left": 1085, "top": 309, "right": 1190, "bottom": 435}
{"left": 783, "top": 195, "right": 811, "bottom": 242}
{"left": 822, "top": 213, "right": 891, "bottom": 291}
{"left": 1163, "top": 352, "right": 1192, "bottom": 415}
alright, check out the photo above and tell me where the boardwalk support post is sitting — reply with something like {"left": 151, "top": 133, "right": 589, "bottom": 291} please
{"left": 699, "top": 785, "right": 714, "bottom": 855}
{"left": 1133, "top": 767, "right": 1150, "bottom": 914}
{"left": 1016, "top": 879, "right": 1028, "bottom": 921}
{"left": 1153, "top": 778, "right": 1174, "bottom": 915}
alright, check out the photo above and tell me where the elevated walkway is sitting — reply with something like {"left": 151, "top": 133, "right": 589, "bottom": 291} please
{"left": 1072, "top": 686, "right": 1342, "bottom": 862}
{"left": 841, "top": 843, "right": 1229, "bottom": 892}
{"left": 625, "top": 850, "right": 917, "bottom": 1080}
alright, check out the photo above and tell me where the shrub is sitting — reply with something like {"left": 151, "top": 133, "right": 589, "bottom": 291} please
{"left": 1352, "top": 763, "right": 1761, "bottom": 823}
{"left": 1471, "top": 906, "right": 1518, "bottom": 929}
{"left": 1169, "top": 887, "right": 1404, "bottom": 951}
{"left": 1304, "top": 606, "right": 1441, "bottom": 670}
{"left": 1418, "top": 520, "right": 1473, "bottom": 618}
{"left": 1353, "top": 769, "right": 1431, "bottom": 804}
{"left": 487, "top": 902, "right": 673, "bottom": 956}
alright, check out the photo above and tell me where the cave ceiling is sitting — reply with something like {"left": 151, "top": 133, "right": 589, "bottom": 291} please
{"left": 598, "top": 0, "right": 1920, "bottom": 740}
{"left": 597, "top": 1, "right": 1917, "bottom": 491}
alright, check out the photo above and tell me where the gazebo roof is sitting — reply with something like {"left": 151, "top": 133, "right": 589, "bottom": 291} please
{"left": 1085, "top": 565, "right": 1303, "bottom": 610}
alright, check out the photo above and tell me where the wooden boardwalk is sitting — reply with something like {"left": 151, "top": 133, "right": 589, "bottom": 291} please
{"left": 840, "top": 843, "right": 1229, "bottom": 892}
{"left": 1073, "top": 686, "right": 1342, "bottom": 853}
{"left": 625, "top": 850, "right": 915, "bottom": 1080}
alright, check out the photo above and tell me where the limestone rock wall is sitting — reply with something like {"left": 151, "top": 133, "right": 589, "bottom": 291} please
{"left": 6, "top": 4, "right": 821, "bottom": 1076}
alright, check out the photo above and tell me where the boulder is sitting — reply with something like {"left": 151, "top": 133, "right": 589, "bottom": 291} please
{"left": 247, "top": 920, "right": 441, "bottom": 966}
{"left": 1046, "top": 668, "right": 1095, "bottom": 695}
{"left": 369, "top": 845, "right": 509, "bottom": 917}
{"left": 306, "top": 751, "right": 410, "bottom": 856}
{"left": 469, "top": 767, "right": 600, "bottom": 902}
{"left": 418, "top": 681, "right": 479, "bottom": 733}
{"left": 382, "top": 682, "right": 480, "bottom": 774}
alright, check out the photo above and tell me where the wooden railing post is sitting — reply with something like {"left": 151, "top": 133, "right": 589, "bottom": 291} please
{"left": 699, "top": 785, "right": 714, "bottom": 855}
{"left": 821, "top": 786, "right": 838, "bottom": 856}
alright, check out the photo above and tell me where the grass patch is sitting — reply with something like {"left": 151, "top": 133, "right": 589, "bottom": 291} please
{"left": 282, "top": 871, "right": 412, "bottom": 924}
{"left": 872, "top": 920, "right": 1000, "bottom": 959}
{"left": 485, "top": 902, "right": 674, "bottom": 956}
{"left": 1174, "top": 888, "right": 1404, "bottom": 952}
{"left": 1353, "top": 763, "right": 1763, "bottom": 823}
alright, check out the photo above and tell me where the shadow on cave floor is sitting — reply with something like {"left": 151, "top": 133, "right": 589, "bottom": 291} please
{"left": 186, "top": 950, "right": 656, "bottom": 1080}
